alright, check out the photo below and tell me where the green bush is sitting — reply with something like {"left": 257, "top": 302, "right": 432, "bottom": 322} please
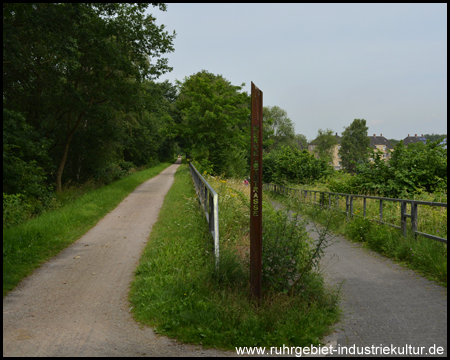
{"left": 344, "top": 217, "right": 372, "bottom": 243}
{"left": 3, "top": 108, "right": 53, "bottom": 200}
{"left": 327, "top": 172, "right": 356, "bottom": 194}
{"left": 263, "top": 146, "right": 333, "bottom": 185}
{"left": 262, "top": 208, "right": 311, "bottom": 292}
{"left": 351, "top": 139, "right": 447, "bottom": 198}
{"left": 3, "top": 194, "right": 31, "bottom": 228}
{"left": 94, "top": 160, "right": 134, "bottom": 184}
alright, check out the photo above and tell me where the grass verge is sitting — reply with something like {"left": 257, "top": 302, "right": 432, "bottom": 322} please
{"left": 3, "top": 162, "right": 172, "bottom": 297}
{"left": 129, "top": 165, "right": 340, "bottom": 350}
{"left": 266, "top": 190, "right": 447, "bottom": 287}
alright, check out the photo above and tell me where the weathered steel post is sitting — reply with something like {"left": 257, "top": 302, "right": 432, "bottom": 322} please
{"left": 250, "top": 82, "right": 263, "bottom": 300}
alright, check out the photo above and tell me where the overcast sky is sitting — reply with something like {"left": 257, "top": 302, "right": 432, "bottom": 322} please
{"left": 149, "top": 3, "right": 447, "bottom": 141}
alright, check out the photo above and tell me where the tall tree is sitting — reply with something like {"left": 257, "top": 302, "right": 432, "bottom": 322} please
{"left": 339, "top": 119, "right": 371, "bottom": 173}
{"left": 3, "top": 3, "right": 176, "bottom": 191}
{"left": 175, "top": 70, "right": 250, "bottom": 177}
{"left": 263, "top": 106, "right": 296, "bottom": 151}
{"left": 313, "top": 128, "right": 338, "bottom": 164}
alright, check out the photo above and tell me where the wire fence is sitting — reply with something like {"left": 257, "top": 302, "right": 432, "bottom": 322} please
{"left": 189, "top": 162, "right": 220, "bottom": 266}
{"left": 263, "top": 183, "right": 447, "bottom": 244}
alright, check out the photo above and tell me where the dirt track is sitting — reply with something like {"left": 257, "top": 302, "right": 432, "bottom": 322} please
{"left": 3, "top": 162, "right": 234, "bottom": 356}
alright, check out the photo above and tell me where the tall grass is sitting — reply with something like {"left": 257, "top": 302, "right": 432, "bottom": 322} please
{"left": 285, "top": 182, "right": 447, "bottom": 240}
{"left": 130, "top": 165, "right": 341, "bottom": 350}
{"left": 3, "top": 162, "right": 172, "bottom": 296}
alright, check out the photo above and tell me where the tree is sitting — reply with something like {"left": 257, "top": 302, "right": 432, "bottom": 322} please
{"left": 295, "top": 134, "right": 308, "bottom": 150}
{"left": 388, "top": 138, "right": 400, "bottom": 146}
{"left": 312, "top": 128, "right": 338, "bottom": 165}
{"left": 423, "top": 133, "right": 447, "bottom": 143}
{"left": 121, "top": 80, "right": 179, "bottom": 168}
{"left": 175, "top": 70, "right": 250, "bottom": 177}
{"left": 3, "top": 3, "right": 176, "bottom": 191}
{"left": 263, "top": 106, "right": 296, "bottom": 151}
{"left": 339, "top": 119, "right": 371, "bottom": 173}
{"left": 352, "top": 139, "right": 447, "bottom": 197}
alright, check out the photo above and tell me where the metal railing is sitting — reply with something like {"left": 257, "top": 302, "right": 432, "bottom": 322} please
{"left": 189, "top": 163, "right": 220, "bottom": 266}
{"left": 263, "top": 183, "right": 447, "bottom": 244}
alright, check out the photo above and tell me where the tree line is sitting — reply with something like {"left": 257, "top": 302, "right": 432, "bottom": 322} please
{"left": 4, "top": 3, "right": 179, "bottom": 219}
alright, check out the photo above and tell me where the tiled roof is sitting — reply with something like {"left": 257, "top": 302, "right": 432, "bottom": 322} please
{"left": 368, "top": 134, "right": 393, "bottom": 149}
{"left": 403, "top": 134, "right": 427, "bottom": 146}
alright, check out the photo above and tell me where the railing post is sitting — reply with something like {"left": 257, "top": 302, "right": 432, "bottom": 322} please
{"left": 213, "top": 192, "right": 219, "bottom": 267}
{"left": 411, "top": 202, "right": 418, "bottom": 240}
{"left": 350, "top": 196, "right": 353, "bottom": 218}
{"left": 401, "top": 201, "right": 407, "bottom": 237}
{"left": 209, "top": 191, "right": 214, "bottom": 233}
{"left": 363, "top": 197, "right": 367, "bottom": 217}
{"left": 203, "top": 184, "right": 207, "bottom": 213}
{"left": 346, "top": 195, "right": 349, "bottom": 221}
{"left": 379, "top": 199, "right": 383, "bottom": 223}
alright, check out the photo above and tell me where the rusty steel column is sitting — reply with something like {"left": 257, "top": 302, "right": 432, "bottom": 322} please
{"left": 250, "top": 82, "right": 263, "bottom": 300}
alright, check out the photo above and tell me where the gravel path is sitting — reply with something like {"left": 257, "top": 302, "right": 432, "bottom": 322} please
{"left": 3, "top": 162, "right": 234, "bottom": 357}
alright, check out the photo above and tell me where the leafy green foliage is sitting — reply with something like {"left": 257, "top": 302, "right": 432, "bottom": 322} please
{"left": 3, "top": 108, "right": 53, "bottom": 198}
{"left": 339, "top": 119, "right": 371, "bottom": 173}
{"left": 263, "top": 106, "right": 299, "bottom": 151}
{"left": 262, "top": 208, "right": 311, "bottom": 292}
{"left": 263, "top": 146, "right": 334, "bottom": 185}
{"left": 350, "top": 139, "right": 447, "bottom": 197}
{"left": 175, "top": 70, "right": 250, "bottom": 177}
{"left": 326, "top": 172, "right": 357, "bottom": 194}
{"left": 423, "top": 133, "right": 447, "bottom": 143}
{"left": 3, "top": 3, "right": 176, "bottom": 193}
{"left": 312, "top": 128, "right": 338, "bottom": 164}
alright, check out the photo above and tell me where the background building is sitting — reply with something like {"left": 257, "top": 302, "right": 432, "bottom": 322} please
{"left": 368, "top": 134, "right": 394, "bottom": 161}
{"left": 403, "top": 134, "right": 427, "bottom": 147}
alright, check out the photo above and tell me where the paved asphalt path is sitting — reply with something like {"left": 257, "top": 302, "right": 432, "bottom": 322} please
{"left": 310, "top": 220, "right": 447, "bottom": 357}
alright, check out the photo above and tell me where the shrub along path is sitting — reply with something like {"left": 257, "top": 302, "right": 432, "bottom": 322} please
{"left": 312, "top": 220, "right": 447, "bottom": 356}
{"left": 3, "top": 160, "right": 233, "bottom": 357}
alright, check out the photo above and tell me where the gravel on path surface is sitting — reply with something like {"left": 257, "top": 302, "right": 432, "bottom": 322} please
{"left": 3, "top": 162, "right": 234, "bottom": 357}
